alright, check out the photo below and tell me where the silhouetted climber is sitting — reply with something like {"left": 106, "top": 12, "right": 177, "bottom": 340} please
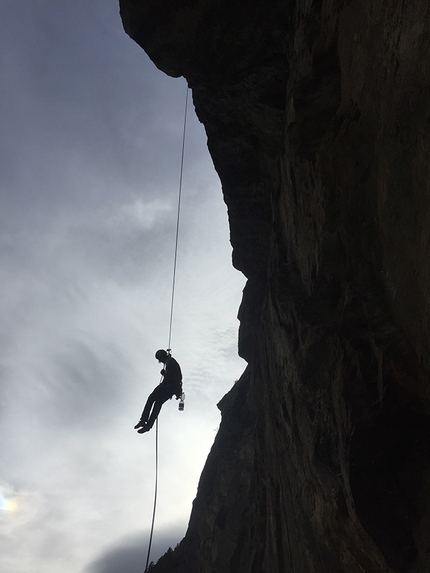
{"left": 134, "top": 349, "right": 183, "bottom": 434}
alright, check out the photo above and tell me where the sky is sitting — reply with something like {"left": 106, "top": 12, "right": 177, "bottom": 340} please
{"left": 0, "top": 2, "right": 246, "bottom": 572}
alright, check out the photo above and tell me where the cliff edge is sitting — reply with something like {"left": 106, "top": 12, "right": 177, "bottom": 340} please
{"left": 120, "top": 1, "right": 430, "bottom": 571}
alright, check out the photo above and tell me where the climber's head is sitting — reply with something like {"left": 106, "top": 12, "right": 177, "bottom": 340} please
{"left": 155, "top": 349, "right": 168, "bottom": 363}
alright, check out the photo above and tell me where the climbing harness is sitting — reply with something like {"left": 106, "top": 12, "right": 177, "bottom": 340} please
{"left": 143, "top": 84, "right": 189, "bottom": 573}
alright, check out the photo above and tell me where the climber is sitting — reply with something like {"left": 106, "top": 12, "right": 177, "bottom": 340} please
{"left": 134, "top": 349, "right": 183, "bottom": 434}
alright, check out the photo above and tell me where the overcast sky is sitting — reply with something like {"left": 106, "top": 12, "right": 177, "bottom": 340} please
{"left": 0, "top": 2, "right": 245, "bottom": 572}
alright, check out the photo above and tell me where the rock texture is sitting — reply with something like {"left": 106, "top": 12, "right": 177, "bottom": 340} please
{"left": 120, "top": 1, "right": 430, "bottom": 571}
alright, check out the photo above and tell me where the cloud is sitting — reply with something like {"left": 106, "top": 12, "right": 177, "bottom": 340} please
{"left": 86, "top": 528, "right": 184, "bottom": 573}
{"left": 0, "top": 2, "right": 246, "bottom": 573}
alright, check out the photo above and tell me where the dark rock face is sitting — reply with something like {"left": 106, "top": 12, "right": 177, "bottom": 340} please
{"left": 120, "top": 1, "right": 430, "bottom": 571}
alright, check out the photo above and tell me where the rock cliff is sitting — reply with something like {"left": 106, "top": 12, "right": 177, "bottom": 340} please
{"left": 120, "top": 1, "right": 430, "bottom": 571}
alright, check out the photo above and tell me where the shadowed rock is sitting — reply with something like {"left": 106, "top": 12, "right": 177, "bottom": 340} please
{"left": 120, "top": 1, "right": 430, "bottom": 571}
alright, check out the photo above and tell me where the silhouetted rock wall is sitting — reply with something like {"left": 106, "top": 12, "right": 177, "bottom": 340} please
{"left": 120, "top": 1, "right": 430, "bottom": 571}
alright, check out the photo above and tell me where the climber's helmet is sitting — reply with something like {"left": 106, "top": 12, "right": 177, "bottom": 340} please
{"left": 155, "top": 349, "right": 168, "bottom": 363}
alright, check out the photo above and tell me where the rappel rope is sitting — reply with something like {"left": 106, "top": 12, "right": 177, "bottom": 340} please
{"left": 144, "top": 85, "right": 189, "bottom": 573}
{"left": 168, "top": 86, "right": 189, "bottom": 352}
